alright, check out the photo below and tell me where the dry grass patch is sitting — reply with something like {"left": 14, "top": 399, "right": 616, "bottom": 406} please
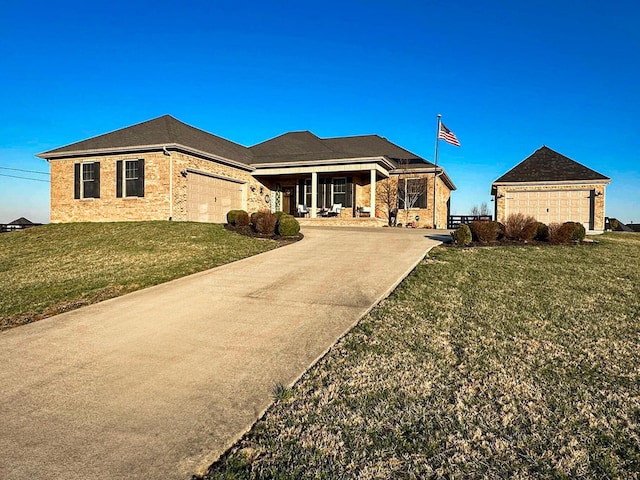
{"left": 203, "top": 233, "right": 640, "bottom": 479}
{"left": 0, "top": 222, "right": 278, "bottom": 330}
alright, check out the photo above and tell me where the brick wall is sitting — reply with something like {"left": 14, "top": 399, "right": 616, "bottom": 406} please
{"left": 50, "top": 150, "right": 269, "bottom": 223}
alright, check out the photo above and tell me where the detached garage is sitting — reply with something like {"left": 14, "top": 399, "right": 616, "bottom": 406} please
{"left": 492, "top": 146, "right": 610, "bottom": 232}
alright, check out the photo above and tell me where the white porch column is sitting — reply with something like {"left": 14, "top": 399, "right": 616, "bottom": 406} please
{"left": 370, "top": 169, "right": 376, "bottom": 217}
{"left": 311, "top": 171, "right": 318, "bottom": 218}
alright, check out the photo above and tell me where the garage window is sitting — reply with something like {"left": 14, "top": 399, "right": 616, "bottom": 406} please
{"left": 116, "top": 159, "right": 145, "bottom": 197}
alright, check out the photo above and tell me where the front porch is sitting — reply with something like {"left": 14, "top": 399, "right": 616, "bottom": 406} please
{"left": 253, "top": 158, "right": 393, "bottom": 220}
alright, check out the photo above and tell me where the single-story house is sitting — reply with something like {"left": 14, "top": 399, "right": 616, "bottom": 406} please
{"left": 491, "top": 146, "right": 610, "bottom": 232}
{"left": 37, "top": 115, "right": 456, "bottom": 227}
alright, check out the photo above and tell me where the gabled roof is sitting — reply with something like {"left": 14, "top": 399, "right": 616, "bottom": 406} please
{"left": 249, "top": 131, "right": 432, "bottom": 167}
{"left": 493, "top": 146, "right": 610, "bottom": 184}
{"left": 37, "top": 115, "right": 253, "bottom": 164}
{"left": 8, "top": 217, "right": 34, "bottom": 226}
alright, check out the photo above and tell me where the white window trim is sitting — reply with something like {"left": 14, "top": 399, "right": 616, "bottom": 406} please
{"left": 122, "top": 159, "right": 142, "bottom": 198}
{"left": 81, "top": 161, "right": 96, "bottom": 199}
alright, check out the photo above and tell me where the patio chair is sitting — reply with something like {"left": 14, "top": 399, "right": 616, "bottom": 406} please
{"left": 325, "top": 203, "right": 342, "bottom": 217}
{"left": 297, "top": 204, "right": 309, "bottom": 217}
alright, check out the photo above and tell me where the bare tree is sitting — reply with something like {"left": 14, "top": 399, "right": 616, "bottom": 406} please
{"left": 376, "top": 177, "right": 397, "bottom": 226}
{"left": 396, "top": 158, "right": 426, "bottom": 226}
{"left": 470, "top": 202, "right": 490, "bottom": 217}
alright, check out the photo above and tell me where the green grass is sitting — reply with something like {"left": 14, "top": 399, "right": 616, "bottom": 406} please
{"left": 0, "top": 222, "right": 278, "bottom": 330}
{"left": 204, "top": 233, "right": 640, "bottom": 479}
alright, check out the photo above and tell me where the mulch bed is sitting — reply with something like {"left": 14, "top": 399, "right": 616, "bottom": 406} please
{"left": 443, "top": 238, "right": 598, "bottom": 248}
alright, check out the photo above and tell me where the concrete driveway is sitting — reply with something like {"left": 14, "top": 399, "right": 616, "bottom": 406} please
{"left": 0, "top": 227, "right": 446, "bottom": 480}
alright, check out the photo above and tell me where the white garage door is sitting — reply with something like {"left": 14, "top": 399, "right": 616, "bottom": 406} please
{"left": 505, "top": 190, "right": 591, "bottom": 227}
{"left": 187, "top": 172, "right": 243, "bottom": 223}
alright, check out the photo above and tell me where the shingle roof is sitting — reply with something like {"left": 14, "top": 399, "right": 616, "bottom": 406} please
{"left": 8, "top": 217, "right": 34, "bottom": 226}
{"left": 249, "top": 131, "right": 433, "bottom": 167}
{"left": 493, "top": 146, "right": 610, "bottom": 183}
{"left": 37, "top": 115, "right": 254, "bottom": 164}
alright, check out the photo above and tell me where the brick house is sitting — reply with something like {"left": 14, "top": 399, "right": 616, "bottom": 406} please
{"left": 491, "top": 146, "right": 610, "bottom": 232}
{"left": 38, "top": 115, "right": 456, "bottom": 227}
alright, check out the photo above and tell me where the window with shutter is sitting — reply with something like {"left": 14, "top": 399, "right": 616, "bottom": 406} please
{"left": 74, "top": 162, "right": 100, "bottom": 199}
{"left": 118, "top": 159, "right": 145, "bottom": 197}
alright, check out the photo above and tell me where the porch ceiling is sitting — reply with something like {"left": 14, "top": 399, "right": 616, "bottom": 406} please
{"left": 252, "top": 162, "right": 390, "bottom": 178}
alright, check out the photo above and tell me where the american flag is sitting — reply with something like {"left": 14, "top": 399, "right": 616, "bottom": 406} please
{"left": 438, "top": 122, "right": 461, "bottom": 147}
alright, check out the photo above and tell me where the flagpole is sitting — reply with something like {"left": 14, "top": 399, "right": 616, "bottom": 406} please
{"left": 433, "top": 114, "right": 441, "bottom": 229}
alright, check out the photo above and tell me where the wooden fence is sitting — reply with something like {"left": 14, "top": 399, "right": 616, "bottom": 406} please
{"left": 447, "top": 215, "right": 492, "bottom": 230}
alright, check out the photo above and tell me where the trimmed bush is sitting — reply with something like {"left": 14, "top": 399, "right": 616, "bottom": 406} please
{"left": 548, "top": 222, "right": 574, "bottom": 244}
{"left": 497, "top": 222, "right": 506, "bottom": 240}
{"left": 567, "top": 221, "right": 586, "bottom": 241}
{"left": 535, "top": 222, "right": 549, "bottom": 241}
{"left": 273, "top": 211, "right": 286, "bottom": 222}
{"left": 278, "top": 215, "right": 300, "bottom": 236}
{"left": 235, "top": 211, "right": 250, "bottom": 227}
{"left": 470, "top": 220, "right": 501, "bottom": 243}
{"left": 504, "top": 213, "right": 538, "bottom": 242}
{"left": 250, "top": 212, "right": 260, "bottom": 226}
{"left": 253, "top": 211, "right": 277, "bottom": 235}
{"left": 226, "top": 210, "right": 245, "bottom": 225}
{"left": 451, "top": 224, "right": 472, "bottom": 246}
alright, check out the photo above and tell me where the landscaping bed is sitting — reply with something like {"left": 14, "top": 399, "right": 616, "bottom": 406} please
{"left": 199, "top": 232, "right": 640, "bottom": 479}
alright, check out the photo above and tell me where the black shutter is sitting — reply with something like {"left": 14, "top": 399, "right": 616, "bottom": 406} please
{"left": 137, "top": 159, "right": 145, "bottom": 197}
{"left": 74, "top": 163, "right": 81, "bottom": 199}
{"left": 116, "top": 161, "right": 123, "bottom": 198}
{"left": 298, "top": 179, "right": 305, "bottom": 205}
{"left": 94, "top": 162, "right": 100, "bottom": 198}
{"left": 345, "top": 177, "right": 353, "bottom": 207}
{"left": 397, "top": 179, "right": 405, "bottom": 209}
{"left": 317, "top": 179, "right": 323, "bottom": 209}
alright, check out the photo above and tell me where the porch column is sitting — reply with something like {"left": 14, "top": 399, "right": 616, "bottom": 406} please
{"left": 370, "top": 169, "right": 376, "bottom": 217}
{"left": 311, "top": 171, "right": 318, "bottom": 218}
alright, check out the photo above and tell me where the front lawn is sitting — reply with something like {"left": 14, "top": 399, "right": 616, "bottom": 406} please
{"left": 0, "top": 222, "right": 278, "bottom": 331}
{"left": 204, "top": 233, "right": 640, "bottom": 479}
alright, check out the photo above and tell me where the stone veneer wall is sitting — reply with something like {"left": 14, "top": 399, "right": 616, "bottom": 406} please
{"left": 494, "top": 183, "right": 607, "bottom": 231}
{"left": 49, "top": 150, "right": 270, "bottom": 223}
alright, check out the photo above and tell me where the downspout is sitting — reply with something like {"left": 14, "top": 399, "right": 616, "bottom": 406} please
{"left": 163, "top": 147, "right": 173, "bottom": 220}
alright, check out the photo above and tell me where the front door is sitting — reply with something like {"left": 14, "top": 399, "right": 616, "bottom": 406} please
{"left": 282, "top": 187, "right": 295, "bottom": 215}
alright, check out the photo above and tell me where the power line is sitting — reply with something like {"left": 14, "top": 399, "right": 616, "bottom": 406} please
{"left": 0, "top": 173, "right": 50, "bottom": 183}
{"left": 0, "top": 166, "right": 50, "bottom": 175}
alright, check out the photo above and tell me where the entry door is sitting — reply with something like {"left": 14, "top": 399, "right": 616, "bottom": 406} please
{"left": 282, "top": 187, "right": 294, "bottom": 215}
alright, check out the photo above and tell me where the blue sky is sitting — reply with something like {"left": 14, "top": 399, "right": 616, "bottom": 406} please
{"left": 1, "top": 0, "right": 638, "bottom": 224}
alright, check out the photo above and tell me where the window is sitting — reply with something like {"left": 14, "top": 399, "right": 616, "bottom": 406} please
{"left": 116, "top": 159, "right": 145, "bottom": 197}
{"left": 74, "top": 162, "right": 100, "bottom": 199}
{"left": 397, "top": 178, "right": 427, "bottom": 209}
{"left": 332, "top": 177, "right": 347, "bottom": 206}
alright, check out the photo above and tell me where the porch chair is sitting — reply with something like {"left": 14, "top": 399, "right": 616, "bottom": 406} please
{"left": 325, "top": 203, "right": 342, "bottom": 217}
{"left": 297, "top": 204, "right": 309, "bottom": 217}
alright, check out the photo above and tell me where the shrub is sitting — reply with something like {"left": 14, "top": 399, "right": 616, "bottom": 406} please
{"left": 548, "top": 222, "right": 574, "bottom": 244}
{"left": 470, "top": 220, "right": 501, "bottom": 243}
{"left": 567, "top": 221, "right": 586, "bottom": 241}
{"left": 253, "top": 211, "right": 277, "bottom": 235}
{"left": 273, "top": 211, "right": 286, "bottom": 222}
{"left": 226, "top": 210, "right": 245, "bottom": 225}
{"left": 278, "top": 215, "right": 300, "bottom": 236}
{"left": 503, "top": 213, "right": 538, "bottom": 242}
{"left": 497, "top": 222, "right": 506, "bottom": 240}
{"left": 451, "top": 224, "right": 472, "bottom": 246}
{"left": 234, "top": 210, "right": 250, "bottom": 227}
{"left": 250, "top": 212, "right": 260, "bottom": 225}
{"left": 535, "top": 222, "right": 549, "bottom": 241}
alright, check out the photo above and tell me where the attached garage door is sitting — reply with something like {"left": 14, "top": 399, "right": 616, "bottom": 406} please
{"left": 505, "top": 190, "right": 592, "bottom": 227}
{"left": 187, "top": 172, "right": 243, "bottom": 223}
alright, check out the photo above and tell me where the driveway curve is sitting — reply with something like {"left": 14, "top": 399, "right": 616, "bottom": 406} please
{"left": 0, "top": 227, "right": 446, "bottom": 480}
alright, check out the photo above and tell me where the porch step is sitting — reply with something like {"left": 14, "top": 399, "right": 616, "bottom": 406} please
{"left": 297, "top": 217, "right": 388, "bottom": 227}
